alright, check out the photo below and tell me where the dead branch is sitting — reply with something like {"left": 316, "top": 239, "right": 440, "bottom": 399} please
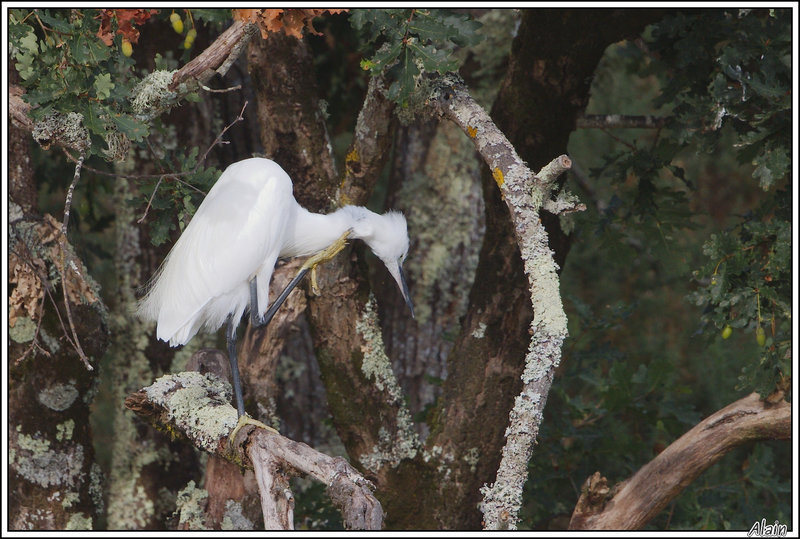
{"left": 569, "top": 392, "right": 791, "bottom": 530}
{"left": 125, "top": 371, "right": 384, "bottom": 530}
{"left": 430, "top": 73, "right": 573, "bottom": 530}
{"left": 59, "top": 152, "right": 92, "bottom": 370}
{"left": 169, "top": 20, "right": 257, "bottom": 91}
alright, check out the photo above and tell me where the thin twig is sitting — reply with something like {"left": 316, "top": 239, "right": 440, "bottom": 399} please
{"left": 60, "top": 152, "right": 93, "bottom": 371}
{"left": 195, "top": 100, "right": 248, "bottom": 172}
{"left": 14, "top": 293, "right": 50, "bottom": 365}
{"left": 59, "top": 148, "right": 206, "bottom": 193}
{"left": 599, "top": 128, "right": 637, "bottom": 151}
{"left": 200, "top": 83, "right": 243, "bottom": 94}
{"left": 12, "top": 246, "right": 74, "bottom": 355}
{"left": 137, "top": 175, "right": 166, "bottom": 224}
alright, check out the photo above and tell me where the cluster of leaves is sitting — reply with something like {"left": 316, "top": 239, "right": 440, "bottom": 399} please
{"left": 643, "top": 9, "right": 792, "bottom": 399}
{"left": 350, "top": 9, "right": 482, "bottom": 104}
{"left": 583, "top": 9, "right": 791, "bottom": 399}
{"left": 10, "top": 9, "right": 154, "bottom": 155}
{"left": 648, "top": 9, "right": 791, "bottom": 190}
{"left": 234, "top": 8, "right": 348, "bottom": 40}
{"left": 136, "top": 147, "right": 220, "bottom": 246}
{"left": 11, "top": 9, "right": 230, "bottom": 248}
{"left": 689, "top": 204, "right": 791, "bottom": 398}
{"left": 96, "top": 8, "right": 156, "bottom": 46}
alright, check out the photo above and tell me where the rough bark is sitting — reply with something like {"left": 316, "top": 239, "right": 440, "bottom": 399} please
{"left": 169, "top": 20, "right": 258, "bottom": 93}
{"left": 8, "top": 63, "right": 37, "bottom": 214}
{"left": 569, "top": 392, "right": 791, "bottom": 530}
{"left": 246, "top": 31, "right": 338, "bottom": 210}
{"left": 378, "top": 117, "right": 486, "bottom": 430}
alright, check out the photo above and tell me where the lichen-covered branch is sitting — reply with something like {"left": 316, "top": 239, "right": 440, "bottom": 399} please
{"left": 430, "top": 74, "right": 574, "bottom": 530}
{"left": 125, "top": 372, "right": 384, "bottom": 530}
{"left": 569, "top": 392, "right": 791, "bottom": 530}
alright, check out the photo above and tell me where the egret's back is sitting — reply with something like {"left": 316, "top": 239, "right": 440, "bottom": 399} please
{"left": 138, "top": 158, "right": 295, "bottom": 346}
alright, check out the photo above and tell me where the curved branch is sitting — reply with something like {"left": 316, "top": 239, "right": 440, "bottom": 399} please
{"left": 124, "top": 371, "right": 384, "bottom": 530}
{"left": 429, "top": 74, "right": 573, "bottom": 530}
{"left": 569, "top": 392, "right": 791, "bottom": 530}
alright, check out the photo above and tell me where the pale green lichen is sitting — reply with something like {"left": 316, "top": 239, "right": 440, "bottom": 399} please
{"left": 356, "top": 296, "right": 405, "bottom": 405}
{"left": 106, "top": 176, "right": 166, "bottom": 530}
{"left": 395, "top": 121, "right": 484, "bottom": 327}
{"left": 12, "top": 431, "right": 84, "bottom": 489}
{"left": 174, "top": 480, "right": 209, "bottom": 530}
{"left": 65, "top": 512, "right": 92, "bottom": 530}
{"left": 56, "top": 419, "right": 75, "bottom": 441}
{"left": 61, "top": 491, "right": 79, "bottom": 509}
{"left": 89, "top": 463, "right": 104, "bottom": 516}
{"left": 356, "top": 296, "right": 421, "bottom": 472}
{"left": 471, "top": 322, "right": 487, "bottom": 339}
{"left": 221, "top": 499, "right": 254, "bottom": 530}
{"left": 39, "top": 326, "right": 61, "bottom": 354}
{"left": 131, "top": 70, "right": 178, "bottom": 116}
{"left": 463, "top": 447, "right": 480, "bottom": 473}
{"left": 10, "top": 316, "right": 36, "bottom": 343}
{"left": 144, "top": 371, "right": 237, "bottom": 452}
{"left": 32, "top": 111, "right": 91, "bottom": 151}
{"left": 38, "top": 381, "right": 79, "bottom": 411}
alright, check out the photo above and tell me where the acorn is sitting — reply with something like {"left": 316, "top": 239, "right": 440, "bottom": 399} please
{"left": 170, "top": 12, "right": 184, "bottom": 34}
{"left": 721, "top": 325, "right": 732, "bottom": 340}
{"left": 756, "top": 327, "right": 766, "bottom": 347}
{"left": 184, "top": 28, "right": 197, "bottom": 49}
{"left": 121, "top": 39, "right": 133, "bottom": 57}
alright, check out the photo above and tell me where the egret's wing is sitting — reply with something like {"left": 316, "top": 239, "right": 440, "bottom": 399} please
{"left": 138, "top": 159, "right": 294, "bottom": 345}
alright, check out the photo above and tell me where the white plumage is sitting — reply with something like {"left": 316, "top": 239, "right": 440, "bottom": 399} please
{"left": 138, "top": 157, "right": 413, "bottom": 347}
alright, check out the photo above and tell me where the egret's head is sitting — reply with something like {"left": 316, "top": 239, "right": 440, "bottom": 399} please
{"left": 345, "top": 207, "right": 414, "bottom": 318}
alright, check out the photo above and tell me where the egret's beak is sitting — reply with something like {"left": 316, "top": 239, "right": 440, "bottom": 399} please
{"left": 388, "top": 263, "right": 415, "bottom": 319}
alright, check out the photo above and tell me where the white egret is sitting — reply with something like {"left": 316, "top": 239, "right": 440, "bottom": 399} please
{"left": 138, "top": 157, "right": 414, "bottom": 432}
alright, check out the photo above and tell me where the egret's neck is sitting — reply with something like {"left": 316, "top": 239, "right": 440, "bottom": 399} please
{"left": 281, "top": 206, "right": 364, "bottom": 258}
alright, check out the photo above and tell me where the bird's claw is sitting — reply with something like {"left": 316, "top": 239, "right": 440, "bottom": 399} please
{"left": 228, "top": 414, "right": 279, "bottom": 449}
{"left": 301, "top": 230, "right": 351, "bottom": 295}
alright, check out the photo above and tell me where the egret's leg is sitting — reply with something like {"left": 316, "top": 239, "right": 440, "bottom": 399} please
{"left": 225, "top": 316, "right": 278, "bottom": 447}
{"left": 226, "top": 316, "right": 246, "bottom": 418}
{"left": 249, "top": 269, "right": 310, "bottom": 329}
{"left": 248, "top": 230, "right": 351, "bottom": 328}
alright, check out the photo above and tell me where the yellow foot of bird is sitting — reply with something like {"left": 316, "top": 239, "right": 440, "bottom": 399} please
{"left": 301, "top": 230, "right": 351, "bottom": 295}
{"left": 229, "top": 414, "right": 279, "bottom": 448}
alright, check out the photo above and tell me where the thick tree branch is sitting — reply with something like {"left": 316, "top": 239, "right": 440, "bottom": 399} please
{"left": 124, "top": 372, "right": 384, "bottom": 530}
{"left": 430, "top": 74, "right": 574, "bottom": 530}
{"left": 569, "top": 392, "right": 791, "bottom": 530}
{"left": 169, "top": 20, "right": 258, "bottom": 91}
